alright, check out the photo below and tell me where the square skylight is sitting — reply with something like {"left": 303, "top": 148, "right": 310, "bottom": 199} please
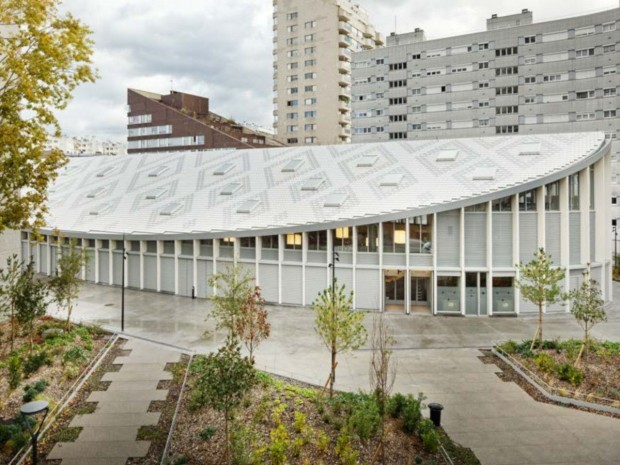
{"left": 220, "top": 182, "right": 242, "bottom": 195}
{"left": 159, "top": 202, "right": 183, "bottom": 216}
{"left": 301, "top": 176, "right": 325, "bottom": 191}
{"left": 282, "top": 159, "right": 304, "bottom": 173}
{"left": 145, "top": 187, "right": 168, "bottom": 200}
{"left": 436, "top": 148, "right": 459, "bottom": 162}
{"left": 379, "top": 174, "right": 403, "bottom": 187}
{"left": 96, "top": 166, "right": 116, "bottom": 178}
{"left": 472, "top": 167, "right": 497, "bottom": 181}
{"left": 148, "top": 165, "right": 169, "bottom": 177}
{"left": 323, "top": 193, "right": 349, "bottom": 207}
{"left": 87, "top": 187, "right": 107, "bottom": 198}
{"left": 213, "top": 163, "right": 234, "bottom": 175}
{"left": 518, "top": 142, "right": 541, "bottom": 156}
{"left": 357, "top": 155, "right": 379, "bottom": 167}
{"left": 237, "top": 199, "right": 261, "bottom": 214}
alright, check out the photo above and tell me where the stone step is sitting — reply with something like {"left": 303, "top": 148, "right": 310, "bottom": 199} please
{"left": 88, "top": 389, "right": 168, "bottom": 403}
{"left": 106, "top": 380, "right": 161, "bottom": 391}
{"left": 70, "top": 412, "right": 160, "bottom": 427}
{"left": 118, "top": 363, "right": 168, "bottom": 372}
{"left": 114, "top": 354, "right": 180, "bottom": 364}
{"left": 95, "top": 401, "right": 153, "bottom": 414}
{"left": 56, "top": 458, "right": 128, "bottom": 465}
{"left": 75, "top": 425, "right": 140, "bottom": 442}
{"left": 102, "top": 371, "right": 172, "bottom": 382}
{"left": 48, "top": 440, "right": 150, "bottom": 459}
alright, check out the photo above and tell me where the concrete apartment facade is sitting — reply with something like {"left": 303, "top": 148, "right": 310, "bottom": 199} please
{"left": 351, "top": 7, "right": 620, "bottom": 210}
{"left": 273, "top": 0, "right": 382, "bottom": 146}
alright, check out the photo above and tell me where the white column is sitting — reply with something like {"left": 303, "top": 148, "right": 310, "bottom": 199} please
{"left": 512, "top": 194, "right": 520, "bottom": 314}
{"left": 193, "top": 239, "right": 199, "bottom": 296}
{"left": 277, "top": 234, "right": 283, "bottom": 304}
{"left": 46, "top": 235, "right": 52, "bottom": 276}
{"left": 213, "top": 239, "right": 220, "bottom": 295}
{"left": 108, "top": 243, "right": 113, "bottom": 285}
{"left": 233, "top": 237, "right": 239, "bottom": 265}
{"left": 124, "top": 239, "right": 130, "bottom": 288}
{"left": 94, "top": 240, "right": 101, "bottom": 283}
{"left": 302, "top": 232, "right": 308, "bottom": 306}
{"left": 352, "top": 226, "right": 357, "bottom": 310}
{"left": 174, "top": 240, "right": 181, "bottom": 295}
{"left": 537, "top": 186, "right": 546, "bottom": 250}
{"left": 432, "top": 213, "right": 438, "bottom": 315}
{"left": 580, "top": 168, "right": 591, "bottom": 265}
{"left": 405, "top": 219, "right": 410, "bottom": 315}
{"left": 139, "top": 240, "right": 146, "bottom": 289}
{"left": 459, "top": 208, "right": 465, "bottom": 316}
{"left": 560, "top": 177, "right": 570, "bottom": 311}
{"left": 378, "top": 222, "right": 384, "bottom": 312}
{"left": 255, "top": 236, "right": 262, "bottom": 289}
{"left": 156, "top": 240, "right": 163, "bottom": 292}
{"left": 486, "top": 201, "right": 493, "bottom": 316}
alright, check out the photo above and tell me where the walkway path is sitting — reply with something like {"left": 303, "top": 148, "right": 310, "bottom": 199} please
{"left": 48, "top": 337, "right": 183, "bottom": 465}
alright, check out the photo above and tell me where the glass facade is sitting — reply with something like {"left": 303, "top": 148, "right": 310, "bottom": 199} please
{"left": 357, "top": 224, "right": 379, "bottom": 253}
{"left": 409, "top": 216, "right": 432, "bottom": 253}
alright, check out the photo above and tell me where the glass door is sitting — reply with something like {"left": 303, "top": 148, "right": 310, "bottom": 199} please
{"left": 384, "top": 270, "right": 405, "bottom": 310}
{"left": 410, "top": 277, "right": 429, "bottom": 306}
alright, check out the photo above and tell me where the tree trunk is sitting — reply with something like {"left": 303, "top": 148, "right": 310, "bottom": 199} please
{"left": 66, "top": 301, "right": 72, "bottom": 330}
{"left": 10, "top": 303, "right": 15, "bottom": 351}
{"left": 538, "top": 302, "right": 543, "bottom": 350}
{"left": 330, "top": 344, "right": 336, "bottom": 398}
{"left": 225, "top": 411, "right": 230, "bottom": 465}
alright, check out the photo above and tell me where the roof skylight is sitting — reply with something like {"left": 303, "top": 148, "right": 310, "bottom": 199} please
{"left": 145, "top": 187, "right": 168, "bottom": 200}
{"left": 379, "top": 174, "right": 403, "bottom": 187}
{"left": 323, "top": 193, "right": 349, "bottom": 207}
{"left": 282, "top": 159, "right": 304, "bottom": 173}
{"left": 220, "top": 182, "right": 242, "bottom": 195}
{"left": 237, "top": 199, "right": 261, "bottom": 214}
{"left": 213, "top": 163, "right": 234, "bottom": 175}
{"left": 436, "top": 148, "right": 459, "bottom": 162}
{"left": 159, "top": 202, "right": 183, "bottom": 216}
{"left": 357, "top": 155, "right": 379, "bottom": 167}
{"left": 148, "top": 165, "right": 169, "bottom": 177}
{"left": 301, "top": 176, "right": 325, "bottom": 191}
{"left": 518, "top": 142, "right": 541, "bottom": 156}
{"left": 472, "top": 167, "right": 497, "bottom": 180}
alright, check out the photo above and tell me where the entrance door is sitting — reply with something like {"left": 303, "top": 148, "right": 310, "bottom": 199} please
{"left": 465, "top": 272, "right": 488, "bottom": 316}
{"left": 410, "top": 277, "right": 429, "bottom": 306}
{"left": 384, "top": 270, "right": 405, "bottom": 311}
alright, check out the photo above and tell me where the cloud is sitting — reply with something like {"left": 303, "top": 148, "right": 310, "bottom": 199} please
{"left": 56, "top": 0, "right": 614, "bottom": 141}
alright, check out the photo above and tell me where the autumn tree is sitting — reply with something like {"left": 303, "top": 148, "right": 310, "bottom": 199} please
{"left": 234, "top": 286, "right": 270, "bottom": 363}
{"left": 567, "top": 266, "right": 607, "bottom": 365}
{"left": 0, "top": 0, "right": 96, "bottom": 232}
{"left": 49, "top": 237, "right": 88, "bottom": 330}
{"left": 193, "top": 337, "right": 255, "bottom": 464}
{"left": 0, "top": 254, "right": 24, "bottom": 350}
{"left": 15, "top": 260, "right": 48, "bottom": 350}
{"left": 369, "top": 313, "right": 396, "bottom": 464}
{"left": 208, "top": 264, "right": 254, "bottom": 338}
{"left": 515, "top": 248, "right": 565, "bottom": 351}
{"left": 313, "top": 280, "right": 367, "bottom": 397}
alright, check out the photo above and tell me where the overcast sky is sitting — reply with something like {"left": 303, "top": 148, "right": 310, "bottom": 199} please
{"left": 58, "top": 0, "right": 616, "bottom": 141}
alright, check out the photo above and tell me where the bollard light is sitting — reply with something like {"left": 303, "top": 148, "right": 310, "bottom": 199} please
{"left": 20, "top": 400, "right": 49, "bottom": 465}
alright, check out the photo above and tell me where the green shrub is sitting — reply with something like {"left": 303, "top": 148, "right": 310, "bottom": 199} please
{"left": 230, "top": 427, "right": 256, "bottom": 465}
{"left": 267, "top": 424, "right": 289, "bottom": 465}
{"left": 8, "top": 355, "right": 22, "bottom": 389}
{"left": 23, "top": 379, "right": 47, "bottom": 402}
{"left": 23, "top": 351, "right": 51, "bottom": 377}
{"left": 335, "top": 428, "right": 359, "bottom": 465}
{"left": 63, "top": 345, "right": 89, "bottom": 365}
{"left": 499, "top": 340, "right": 520, "bottom": 355}
{"left": 402, "top": 393, "right": 425, "bottom": 434}
{"left": 533, "top": 353, "right": 556, "bottom": 373}
{"left": 63, "top": 364, "right": 80, "bottom": 380}
{"left": 293, "top": 411, "right": 307, "bottom": 434}
{"left": 347, "top": 395, "right": 380, "bottom": 443}
{"left": 199, "top": 426, "right": 216, "bottom": 441}
{"left": 556, "top": 363, "right": 584, "bottom": 387}
{"left": 418, "top": 418, "right": 440, "bottom": 453}
{"left": 387, "top": 393, "right": 407, "bottom": 418}
{"left": 315, "top": 430, "right": 330, "bottom": 454}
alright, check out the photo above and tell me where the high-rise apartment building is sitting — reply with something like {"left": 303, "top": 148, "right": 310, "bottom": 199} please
{"left": 273, "top": 0, "right": 383, "bottom": 145}
{"left": 351, "top": 7, "right": 620, "bottom": 205}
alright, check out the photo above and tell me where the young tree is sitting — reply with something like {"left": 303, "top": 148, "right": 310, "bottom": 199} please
{"left": 49, "top": 238, "right": 88, "bottom": 330}
{"left": 234, "top": 286, "right": 271, "bottom": 363}
{"left": 0, "top": 254, "right": 24, "bottom": 350}
{"left": 567, "top": 266, "right": 607, "bottom": 365}
{"left": 15, "top": 261, "right": 48, "bottom": 350}
{"left": 194, "top": 337, "right": 255, "bottom": 464}
{"left": 0, "top": 0, "right": 96, "bottom": 233}
{"left": 515, "top": 248, "right": 565, "bottom": 351}
{"left": 369, "top": 313, "right": 396, "bottom": 465}
{"left": 208, "top": 264, "right": 254, "bottom": 338}
{"left": 313, "top": 280, "right": 367, "bottom": 398}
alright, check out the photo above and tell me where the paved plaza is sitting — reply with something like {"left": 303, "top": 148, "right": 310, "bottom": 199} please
{"left": 51, "top": 281, "right": 620, "bottom": 465}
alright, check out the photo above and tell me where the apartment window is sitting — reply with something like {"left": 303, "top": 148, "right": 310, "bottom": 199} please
{"left": 602, "top": 22, "right": 616, "bottom": 32}
{"left": 128, "top": 114, "right": 152, "bottom": 125}
{"left": 604, "top": 44, "right": 616, "bottom": 54}
{"left": 478, "top": 43, "right": 489, "bottom": 50}
{"left": 389, "top": 80, "right": 407, "bottom": 88}
{"left": 286, "top": 12, "right": 298, "bottom": 20}
{"left": 287, "top": 99, "right": 298, "bottom": 107}
{"left": 304, "top": 97, "right": 317, "bottom": 105}
{"left": 374, "top": 109, "right": 384, "bottom": 116}
{"left": 479, "top": 62, "right": 489, "bottom": 69}
{"left": 286, "top": 37, "right": 298, "bottom": 46}
{"left": 496, "top": 86, "right": 518, "bottom": 95}
{"left": 307, "top": 231, "right": 327, "bottom": 251}
{"left": 411, "top": 106, "right": 421, "bottom": 113}
{"left": 545, "top": 181, "right": 560, "bottom": 211}
{"left": 411, "top": 54, "right": 421, "bottom": 60}
{"left": 304, "top": 123, "right": 316, "bottom": 131}
{"left": 452, "top": 66, "right": 469, "bottom": 73}
{"left": 388, "top": 97, "right": 407, "bottom": 105}
{"left": 305, "top": 46, "right": 316, "bottom": 54}
{"left": 389, "top": 132, "right": 407, "bottom": 140}
{"left": 605, "top": 132, "right": 618, "bottom": 139}
{"left": 304, "top": 59, "right": 316, "bottom": 66}
{"left": 427, "top": 69, "right": 443, "bottom": 76}
{"left": 286, "top": 112, "right": 298, "bottom": 120}
{"left": 576, "top": 112, "right": 596, "bottom": 121}
{"left": 524, "top": 96, "right": 535, "bottom": 104}
{"left": 496, "top": 125, "right": 519, "bottom": 134}
{"left": 376, "top": 127, "right": 385, "bottom": 133}
{"left": 287, "top": 25, "right": 297, "bottom": 33}
{"left": 287, "top": 138, "right": 298, "bottom": 144}
{"left": 287, "top": 62, "right": 298, "bottom": 70}
{"left": 388, "top": 62, "right": 407, "bottom": 71}
{"left": 519, "top": 189, "right": 537, "bottom": 211}
{"left": 411, "top": 88, "right": 421, "bottom": 95}
{"left": 495, "top": 46, "right": 518, "bottom": 56}
{"left": 575, "top": 26, "right": 595, "bottom": 37}
{"left": 376, "top": 58, "right": 385, "bottom": 64}
{"left": 604, "top": 66, "right": 617, "bottom": 75}
{"left": 478, "top": 81, "right": 489, "bottom": 88}
{"left": 287, "top": 75, "right": 298, "bottom": 82}
{"left": 427, "top": 49, "right": 445, "bottom": 57}
{"left": 304, "top": 72, "right": 316, "bottom": 79}
{"left": 389, "top": 114, "right": 407, "bottom": 122}
{"left": 479, "top": 119, "right": 489, "bottom": 126}
{"left": 376, "top": 76, "right": 385, "bottom": 81}
{"left": 411, "top": 124, "right": 422, "bottom": 130}
{"left": 288, "top": 87, "right": 298, "bottom": 94}
{"left": 576, "top": 48, "right": 595, "bottom": 58}
{"left": 496, "top": 105, "right": 518, "bottom": 114}
{"left": 285, "top": 233, "right": 302, "bottom": 250}
{"left": 287, "top": 125, "right": 298, "bottom": 132}
{"left": 287, "top": 49, "right": 299, "bottom": 57}
{"left": 576, "top": 90, "right": 595, "bottom": 99}
{"left": 478, "top": 101, "right": 489, "bottom": 108}
{"left": 524, "top": 35, "right": 536, "bottom": 44}
{"left": 304, "top": 20, "right": 316, "bottom": 28}
{"left": 523, "top": 76, "right": 536, "bottom": 85}
{"left": 305, "top": 111, "right": 317, "bottom": 118}
{"left": 304, "top": 34, "right": 315, "bottom": 42}
{"left": 305, "top": 137, "right": 316, "bottom": 144}
{"left": 305, "top": 85, "right": 316, "bottom": 92}
{"left": 496, "top": 66, "right": 518, "bottom": 76}
{"left": 524, "top": 56, "right": 536, "bottom": 64}
{"left": 604, "top": 87, "right": 617, "bottom": 96}
{"left": 604, "top": 110, "right": 617, "bottom": 118}
{"left": 543, "top": 74, "right": 564, "bottom": 82}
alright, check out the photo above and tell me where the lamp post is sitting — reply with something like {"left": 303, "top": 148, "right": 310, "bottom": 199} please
{"left": 121, "top": 233, "right": 127, "bottom": 332}
{"left": 20, "top": 400, "right": 49, "bottom": 465}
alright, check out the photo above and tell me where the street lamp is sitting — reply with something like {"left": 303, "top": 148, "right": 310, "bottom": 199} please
{"left": 20, "top": 400, "right": 49, "bottom": 465}
{"left": 121, "top": 233, "right": 127, "bottom": 332}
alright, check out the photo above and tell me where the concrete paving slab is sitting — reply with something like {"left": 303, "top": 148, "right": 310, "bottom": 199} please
{"left": 102, "top": 370, "right": 173, "bottom": 382}
{"left": 70, "top": 412, "right": 160, "bottom": 428}
{"left": 76, "top": 425, "right": 140, "bottom": 442}
{"left": 56, "top": 459, "right": 128, "bottom": 465}
{"left": 95, "top": 401, "right": 153, "bottom": 413}
{"left": 114, "top": 355, "right": 179, "bottom": 364}
{"left": 48, "top": 440, "right": 150, "bottom": 459}
{"left": 88, "top": 389, "right": 168, "bottom": 403}
{"left": 105, "top": 380, "right": 161, "bottom": 391}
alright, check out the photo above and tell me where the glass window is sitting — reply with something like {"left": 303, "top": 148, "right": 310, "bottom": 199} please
{"left": 569, "top": 174, "right": 579, "bottom": 211}
{"left": 130, "top": 240, "right": 140, "bottom": 252}
{"left": 493, "top": 277, "right": 514, "bottom": 313}
{"left": 220, "top": 237, "right": 234, "bottom": 248}
{"left": 437, "top": 276, "right": 460, "bottom": 312}
{"left": 589, "top": 166, "right": 595, "bottom": 210}
{"left": 492, "top": 196, "right": 512, "bottom": 212}
{"left": 383, "top": 220, "right": 406, "bottom": 253}
{"left": 519, "top": 189, "right": 537, "bottom": 211}
{"left": 409, "top": 216, "right": 432, "bottom": 254}
{"left": 285, "top": 233, "right": 302, "bottom": 250}
{"left": 307, "top": 230, "right": 327, "bottom": 251}
{"left": 333, "top": 228, "right": 353, "bottom": 252}
{"left": 163, "top": 240, "right": 175, "bottom": 255}
{"left": 545, "top": 181, "right": 560, "bottom": 211}
{"left": 262, "top": 235, "right": 279, "bottom": 249}
{"left": 357, "top": 224, "right": 379, "bottom": 253}
{"left": 240, "top": 237, "right": 255, "bottom": 248}
{"left": 465, "top": 203, "right": 486, "bottom": 212}
{"left": 146, "top": 241, "right": 157, "bottom": 253}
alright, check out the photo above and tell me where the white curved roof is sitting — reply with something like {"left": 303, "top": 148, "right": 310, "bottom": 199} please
{"left": 45, "top": 132, "right": 607, "bottom": 239}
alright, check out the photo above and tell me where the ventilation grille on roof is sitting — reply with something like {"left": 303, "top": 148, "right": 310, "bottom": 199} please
{"left": 145, "top": 187, "right": 168, "bottom": 200}
{"left": 324, "top": 193, "right": 349, "bottom": 207}
{"left": 159, "top": 202, "right": 183, "bottom": 216}
{"left": 436, "top": 148, "right": 459, "bottom": 162}
{"left": 213, "top": 163, "right": 234, "bottom": 175}
{"left": 472, "top": 167, "right": 496, "bottom": 180}
{"left": 88, "top": 203, "right": 113, "bottom": 216}
{"left": 237, "top": 199, "right": 261, "bottom": 214}
{"left": 96, "top": 166, "right": 116, "bottom": 178}
{"left": 301, "top": 176, "right": 325, "bottom": 191}
{"left": 379, "top": 174, "right": 403, "bottom": 187}
{"left": 282, "top": 159, "right": 304, "bottom": 173}
{"left": 148, "top": 165, "right": 169, "bottom": 177}
{"left": 357, "top": 155, "right": 378, "bottom": 167}
{"left": 518, "top": 142, "right": 541, "bottom": 156}
{"left": 87, "top": 187, "right": 107, "bottom": 199}
{"left": 220, "top": 182, "right": 242, "bottom": 195}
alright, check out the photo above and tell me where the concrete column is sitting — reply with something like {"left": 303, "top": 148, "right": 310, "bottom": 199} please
{"left": 432, "top": 213, "right": 438, "bottom": 315}
{"left": 512, "top": 194, "right": 520, "bottom": 314}
{"left": 302, "top": 232, "right": 308, "bottom": 306}
{"left": 108, "top": 242, "right": 113, "bottom": 285}
{"left": 537, "top": 186, "right": 546, "bottom": 250}
{"left": 94, "top": 240, "right": 101, "bottom": 283}
{"left": 405, "top": 219, "right": 410, "bottom": 315}
{"left": 139, "top": 241, "right": 146, "bottom": 290}
{"left": 193, "top": 239, "right": 199, "bottom": 296}
{"left": 378, "top": 222, "right": 384, "bottom": 312}
{"left": 255, "top": 236, "right": 262, "bottom": 289}
{"left": 174, "top": 240, "right": 181, "bottom": 295}
{"left": 580, "top": 168, "right": 591, "bottom": 265}
{"left": 156, "top": 240, "right": 163, "bottom": 292}
{"left": 213, "top": 239, "right": 220, "bottom": 295}
{"left": 487, "top": 201, "right": 494, "bottom": 316}
{"left": 278, "top": 234, "right": 283, "bottom": 304}
{"left": 459, "top": 207, "right": 465, "bottom": 316}
{"left": 560, "top": 176, "right": 570, "bottom": 311}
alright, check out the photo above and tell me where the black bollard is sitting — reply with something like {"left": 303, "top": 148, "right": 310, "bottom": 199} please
{"left": 428, "top": 402, "right": 444, "bottom": 427}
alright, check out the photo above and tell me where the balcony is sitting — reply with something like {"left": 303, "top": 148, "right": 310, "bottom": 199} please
{"left": 338, "top": 47, "right": 352, "bottom": 61}
{"left": 362, "top": 38, "right": 374, "bottom": 50}
{"left": 363, "top": 28, "right": 374, "bottom": 38}
{"left": 338, "top": 8, "right": 351, "bottom": 22}
{"left": 339, "top": 113, "right": 351, "bottom": 125}
{"left": 338, "top": 73, "right": 351, "bottom": 87}
{"left": 338, "top": 21, "right": 352, "bottom": 35}
{"left": 338, "top": 99, "right": 350, "bottom": 113}
{"left": 339, "top": 34, "right": 352, "bottom": 47}
{"left": 375, "top": 32, "right": 385, "bottom": 46}
{"left": 338, "top": 60, "right": 351, "bottom": 73}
